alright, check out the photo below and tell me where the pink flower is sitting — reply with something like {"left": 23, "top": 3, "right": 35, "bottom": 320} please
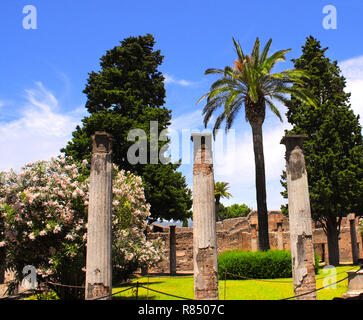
{"left": 53, "top": 225, "right": 61, "bottom": 234}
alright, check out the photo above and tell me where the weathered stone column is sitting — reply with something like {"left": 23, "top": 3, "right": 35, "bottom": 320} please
{"left": 281, "top": 134, "right": 316, "bottom": 300}
{"left": 250, "top": 224, "right": 258, "bottom": 252}
{"left": 85, "top": 132, "right": 113, "bottom": 300}
{"left": 169, "top": 225, "right": 177, "bottom": 275}
{"left": 191, "top": 133, "right": 218, "bottom": 300}
{"left": 277, "top": 223, "right": 284, "bottom": 250}
{"left": 348, "top": 214, "right": 359, "bottom": 265}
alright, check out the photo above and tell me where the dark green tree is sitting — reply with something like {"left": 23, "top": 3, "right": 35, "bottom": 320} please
{"left": 281, "top": 36, "right": 363, "bottom": 265}
{"left": 62, "top": 34, "right": 192, "bottom": 223}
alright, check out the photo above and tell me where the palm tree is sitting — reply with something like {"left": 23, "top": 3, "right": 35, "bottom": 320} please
{"left": 214, "top": 181, "right": 232, "bottom": 221}
{"left": 198, "top": 37, "right": 315, "bottom": 251}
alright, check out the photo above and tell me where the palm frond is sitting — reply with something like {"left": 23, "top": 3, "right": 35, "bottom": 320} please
{"left": 262, "top": 48, "right": 292, "bottom": 74}
{"left": 225, "top": 98, "right": 243, "bottom": 131}
{"left": 212, "top": 113, "right": 226, "bottom": 137}
{"left": 251, "top": 37, "right": 260, "bottom": 67}
{"left": 260, "top": 38, "right": 272, "bottom": 64}
{"left": 204, "top": 68, "right": 225, "bottom": 75}
{"left": 265, "top": 98, "right": 283, "bottom": 122}
{"left": 232, "top": 37, "right": 245, "bottom": 62}
{"left": 276, "top": 86, "right": 317, "bottom": 107}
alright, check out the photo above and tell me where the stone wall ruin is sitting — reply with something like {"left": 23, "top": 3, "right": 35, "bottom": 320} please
{"left": 148, "top": 211, "right": 363, "bottom": 274}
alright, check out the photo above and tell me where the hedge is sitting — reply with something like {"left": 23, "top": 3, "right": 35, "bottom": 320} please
{"left": 218, "top": 250, "right": 320, "bottom": 280}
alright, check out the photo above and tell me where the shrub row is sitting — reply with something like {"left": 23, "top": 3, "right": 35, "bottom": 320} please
{"left": 218, "top": 250, "right": 320, "bottom": 280}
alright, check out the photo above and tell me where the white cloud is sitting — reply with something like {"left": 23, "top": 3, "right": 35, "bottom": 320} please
{"left": 339, "top": 56, "right": 363, "bottom": 118}
{"left": 170, "top": 108, "right": 204, "bottom": 132}
{"left": 164, "top": 74, "right": 194, "bottom": 86}
{"left": 214, "top": 119, "right": 292, "bottom": 211}
{"left": 0, "top": 82, "right": 85, "bottom": 171}
{"left": 171, "top": 105, "right": 291, "bottom": 210}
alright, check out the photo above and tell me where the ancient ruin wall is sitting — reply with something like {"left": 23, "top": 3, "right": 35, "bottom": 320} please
{"left": 148, "top": 211, "right": 363, "bottom": 273}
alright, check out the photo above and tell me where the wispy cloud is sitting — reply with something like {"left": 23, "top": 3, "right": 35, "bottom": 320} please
{"left": 339, "top": 55, "right": 363, "bottom": 118}
{"left": 0, "top": 82, "right": 86, "bottom": 171}
{"left": 164, "top": 74, "right": 195, "bottom": 86}
{"left": 169, "top": 104, "right": 291, "bottom": 210}
{"left": 170, "top": 108, "right": 205, "bottom": 132}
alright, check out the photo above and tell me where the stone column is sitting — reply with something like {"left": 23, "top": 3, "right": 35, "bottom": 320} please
{"left": 348, "top": 214, "right": 359, "bottom": 265}
{"left": 277, "top": 222, "right": 284, "bottom": 250}
{"left": 281, "top": 134, "right": 316, "bottom": 300}
{"left": 250, "top": 224, "right": 258, "bottom": 252}
{"left": 169, "top": 225, "right": 177, "bottom": 275}
{"left": 85, "top": 132, "right": 113, "bottom": 300}
{"left": 191, "top": 133, "right": 218, "bottom": 300}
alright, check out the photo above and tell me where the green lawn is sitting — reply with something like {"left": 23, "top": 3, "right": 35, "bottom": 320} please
{"left": 112, "top": 266, "right": 359, "bottom": 300}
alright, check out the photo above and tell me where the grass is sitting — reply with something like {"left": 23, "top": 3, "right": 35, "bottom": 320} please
{"left": 111, "top": 265, "right": 359, "bottom": 300}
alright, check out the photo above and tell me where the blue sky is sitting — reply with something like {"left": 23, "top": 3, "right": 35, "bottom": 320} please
{"left": 0, "top": 1, "right": 362, "bottom": 213}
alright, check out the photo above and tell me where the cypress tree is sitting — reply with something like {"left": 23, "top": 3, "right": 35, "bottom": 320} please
{"left": 281, "top": 36, "right": 363, "bottom": 265}
{"left": 62, "top": 34, "right": 192, "bottom": 223}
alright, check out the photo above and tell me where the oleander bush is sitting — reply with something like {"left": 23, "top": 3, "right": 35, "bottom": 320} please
{"left": 218, "top": 250, "right": 320, "bottom": 280}
{"left": 0, "top": 156, "right": 165, "bottom": 299}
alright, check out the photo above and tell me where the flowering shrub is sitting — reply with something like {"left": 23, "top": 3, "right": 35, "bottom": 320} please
{"left": 112, "top": 168, "right": 164, "bottom": 281}
{"left": 0, "top": 156, "right": 164, "bottom": 299}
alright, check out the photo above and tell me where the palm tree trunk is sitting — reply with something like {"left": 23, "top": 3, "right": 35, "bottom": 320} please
{"left": 250, "top": 121, "right": 270, "bottom": 251}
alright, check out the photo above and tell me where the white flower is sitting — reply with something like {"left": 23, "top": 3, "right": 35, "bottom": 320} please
{"left": 65, "top": 234, "right": 74, "bottom": 241}
{"left": 53, "top": 225, "right": 61, "bottom": 234}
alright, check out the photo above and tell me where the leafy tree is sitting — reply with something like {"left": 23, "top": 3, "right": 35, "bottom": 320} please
{"left": 199, "top": 37, "right": 315, "bottom": 250}
{"left": 62, "top": 34, "right": 192, "bottom": 223}
{"left": 280, "top": 36, "right": 363, "bottom": 265}
{"left": 216, "top": 203, "right": 228, "bottom": 220}
{"left": 226, "top": 203, "right": 251, "bottom": 219}
{"left": 214, "top": 182, "right": 232, "bottom": 221}
{"left": 217, "top": 203, "right": 251, "bottom": 220}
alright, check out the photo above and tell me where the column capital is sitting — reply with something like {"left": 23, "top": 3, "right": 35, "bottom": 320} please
{"left": 280, "top": 134, "right": 307, "bottom": 148}
{"left": 191, "top": 133, "right": 213, "bottom": 166}
{"left": 91, "top": 131, "right": 113, "bottom": 154}
{"left": 191, "top": 133, "right": 213, "bottom": 150}
{"left": 280, "top": 134, "right": 308, "bottom": 161}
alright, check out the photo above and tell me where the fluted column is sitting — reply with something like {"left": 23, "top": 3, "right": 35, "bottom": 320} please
{"left": 85, "top": 132, "right": 113, "bottom": 300}
{"left": 191, "top": 133, "right": 218, "bottom": 300}
{"left": 281, "top": 134, "right": 316, "bottom": 300}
